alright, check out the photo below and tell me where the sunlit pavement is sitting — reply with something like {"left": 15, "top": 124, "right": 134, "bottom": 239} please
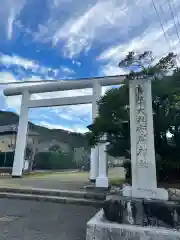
{"left": 0, "top": 167, "right": 125, "bottom": 190}
{"left": 0, "top": 168, "right": 125, "bottom": 239}
{"left": 0, "top": 199, "right": 97, "bottom": 240}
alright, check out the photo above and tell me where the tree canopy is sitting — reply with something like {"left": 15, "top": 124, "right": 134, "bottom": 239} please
{"left": 86, "top": 51, "right": 180, "bottom": 162}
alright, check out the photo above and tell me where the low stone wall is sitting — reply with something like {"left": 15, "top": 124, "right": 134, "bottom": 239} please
{"left": 86, "top": 209, "right": 180, "bottom": 240}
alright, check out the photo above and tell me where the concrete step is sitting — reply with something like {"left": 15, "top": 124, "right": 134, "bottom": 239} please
{"left": 0, "top": 192, "right": 103, "bottom": 207}
{"left": 0, "top": 186, "right": 106, "bottom": 200}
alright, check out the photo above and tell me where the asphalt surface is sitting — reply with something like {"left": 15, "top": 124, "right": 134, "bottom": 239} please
{"left": 0, "top": 199, "right": 98, "bottom": 240}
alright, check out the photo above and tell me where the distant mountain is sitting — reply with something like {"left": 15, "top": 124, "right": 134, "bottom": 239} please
{"left": 0, "top": 110, "right": 89, "bottom": 149}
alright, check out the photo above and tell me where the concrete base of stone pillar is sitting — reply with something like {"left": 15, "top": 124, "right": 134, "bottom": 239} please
{"left": 122, "top": 186, "right": 168, "bottom": 200}
{"left": 96, "top": 176, "right": 109, "bottom": 188}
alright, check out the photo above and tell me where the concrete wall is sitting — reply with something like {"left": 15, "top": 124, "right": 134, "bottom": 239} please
{"left": 107, "top": 155, "right": 125, "bottom": 166}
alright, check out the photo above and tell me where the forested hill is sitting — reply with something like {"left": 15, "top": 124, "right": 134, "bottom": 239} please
{"left": 0, "top": 110, "right": 89, "bottom": 149}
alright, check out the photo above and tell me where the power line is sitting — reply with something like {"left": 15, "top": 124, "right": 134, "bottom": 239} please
{"left": 168, "top": 0, "right": 180, "bottom": 63}
{"left": 170, "top": 0, "right": 180, "bottom": 35}
{"left": 166, "top": 0, "right": 180, "bottom": 45}
{"left": 151, "top": 0, "right": 172, "bottom": 50}
{"left": 151, "top": 0, "right": 180, "bottom": 65}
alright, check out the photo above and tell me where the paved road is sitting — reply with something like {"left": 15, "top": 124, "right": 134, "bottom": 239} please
{"left": 0, "top": 199, "right": 98, "bottom": 240}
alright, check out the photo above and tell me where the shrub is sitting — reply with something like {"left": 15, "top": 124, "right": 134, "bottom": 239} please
{"left": 34, "top": 151, "right": 76, "bottom": 170}
{"left": 0, "top": 152, "right": 14, "bottom": 167}
{"left": 122, "top": 157, "right": 180, "bottom": 183}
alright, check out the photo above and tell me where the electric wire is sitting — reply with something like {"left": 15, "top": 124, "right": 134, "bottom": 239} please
{"left": 151, "top": 0, "right": 180, "bottom": 65}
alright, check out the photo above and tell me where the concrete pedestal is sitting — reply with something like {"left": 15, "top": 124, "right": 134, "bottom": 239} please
{"left": 96, "top": 176, "right": 109, "bottom": 188}
{"left": 123, "top": 186, "right": 169, "bottom": 200}
{"left": 86, "top": 210, "right": 180, "bottom": 240}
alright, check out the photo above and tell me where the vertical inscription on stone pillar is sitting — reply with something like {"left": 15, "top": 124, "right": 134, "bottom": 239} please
{"left": 135, "top": 83, "right": 148, "bottom": 168}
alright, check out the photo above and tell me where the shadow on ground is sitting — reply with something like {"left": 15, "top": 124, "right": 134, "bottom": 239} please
{"left": 0, "top": 199, "right": 98, "bottom": 240}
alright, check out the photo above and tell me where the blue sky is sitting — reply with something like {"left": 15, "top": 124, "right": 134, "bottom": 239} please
{"left": 0, "top": 0, "right": 180, "bottom": 133}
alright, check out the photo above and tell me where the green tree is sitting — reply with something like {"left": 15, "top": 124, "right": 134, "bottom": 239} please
{"left": 49, "top": 144, "right": 62, "bottom": 153}
{"left": 86, "top": 51, "right": 180, "bottom": 164}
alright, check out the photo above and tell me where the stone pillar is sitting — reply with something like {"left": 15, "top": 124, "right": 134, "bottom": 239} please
{"left": 96, "top": 135, "right": 109, "bottom": 188}
{"left": 12, "top": 91, "right": 30, "bottom": 177}
{"left": 123, "top": 78, "right": 168, "bottom": 200}
{"left": 89, "top": 81, "right": 102, "bottom": 182}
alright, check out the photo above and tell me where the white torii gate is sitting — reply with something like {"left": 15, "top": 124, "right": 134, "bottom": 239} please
{"left": 3, "top": 75, "right": 169, "bottom": 198}
{"left": 3, "top": 75, "right": 126, "bottom": 188}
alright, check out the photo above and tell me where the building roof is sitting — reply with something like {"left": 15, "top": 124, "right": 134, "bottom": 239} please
{"left": 0, "top": 124, "right": 39, "bottom": 136}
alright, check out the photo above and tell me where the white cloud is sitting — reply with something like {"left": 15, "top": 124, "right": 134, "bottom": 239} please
{"left": 0, "top": 72, "right": 17, "bottom": 83}
{"left": 0, "top": 54, "right": 76, "bottom": 78}
{"left": 7, "top": 8, "right": 15, "bottom": 40}
{"left": 97, "top": 3, "right": 180, "bottom": 75}
{"left": 38, "top": 120, "right": 88, "bottom": 134}
{"left": 53, "top": 0, "right": 128, "bottom": 58}
{"left": 72, "top": 60, "right": 81, "bottom": 67}
{"left": 98, "top": 21, "right": 176, "bottom": 63}
{"left": 0, "top": 0, "right": 26, "bottom": 40}
{"left": 60, "top": 66, "right": 75, "bottom": 74}
{"left": 38, "top": 121, "right": 74, "bottom": 132}
{"left": 99, "top": 64, "right": 128, "bottom": 76}
{"left": 32, "top": 0, "right": 180, "bottom": 70}
{"left": 34, "top": 0, "right": 128, "bottom": 58}
{"left": 0, "top": 54, "right": 39, "bottom": 70}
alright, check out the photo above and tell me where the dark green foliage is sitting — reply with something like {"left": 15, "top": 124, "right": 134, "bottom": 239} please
{"left": 87, "top": 51, "right": 180, "bottom": 183}
{"left": 0, "top": 152, "right": 14, "bottom": 167}
{"left": 34, "top": 151, "right": 76, "bottom": 170}
{"left": 123, "top": 157, "right": 180, "bottom": 183}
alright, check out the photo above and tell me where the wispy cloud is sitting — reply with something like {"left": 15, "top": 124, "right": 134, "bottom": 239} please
{"left": 34, "top": 0, "right": 180, "bottom": 66}
{"left": 0, "top": 72, "right": 17, "bottom": 83}
{"left": 97, "top": 0, "right": 180, "bottom": 75}
{"left": 0, "top": 54, "right": 75, "bottom": 78}
{"left": 0, "top": 54, "right": 39, "bottom": 70}
{"left": 0, "top": 0, "right": 26, "bottom": 40}
{"left": 61, "top": 66, "right": 75, "bottom": 74}
{"left": 34, "top": 0, "right": 128, "bottom": 58}
{"left": 38, "top": 120, "right": 88, "bottom": 133}
{"left": 7, "top": 8, "right": 15, "bottom": 40}
{"left": 2, "top": 0, "right": 180, "bottom": 132}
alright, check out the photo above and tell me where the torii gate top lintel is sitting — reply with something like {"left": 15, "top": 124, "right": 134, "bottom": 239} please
{"left": 3, "top": 75, "right": 126, "bottom": 97}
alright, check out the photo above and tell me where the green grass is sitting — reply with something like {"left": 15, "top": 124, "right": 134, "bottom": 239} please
{"left": 23, "top": 171, "right": 58, "bottom": 177}
{"left": 109, "top": 178, "right": 125, "bottom": 186}
{"left": 23, "top": 170, "right": 88, "bottom": 179}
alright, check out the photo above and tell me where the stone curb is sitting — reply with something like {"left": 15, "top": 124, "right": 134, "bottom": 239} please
{"left": 0, "top": 187, "right": 106, "bottom": 201}
{"left": 0, "top": 192, "right": 104, "bottom": 207}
